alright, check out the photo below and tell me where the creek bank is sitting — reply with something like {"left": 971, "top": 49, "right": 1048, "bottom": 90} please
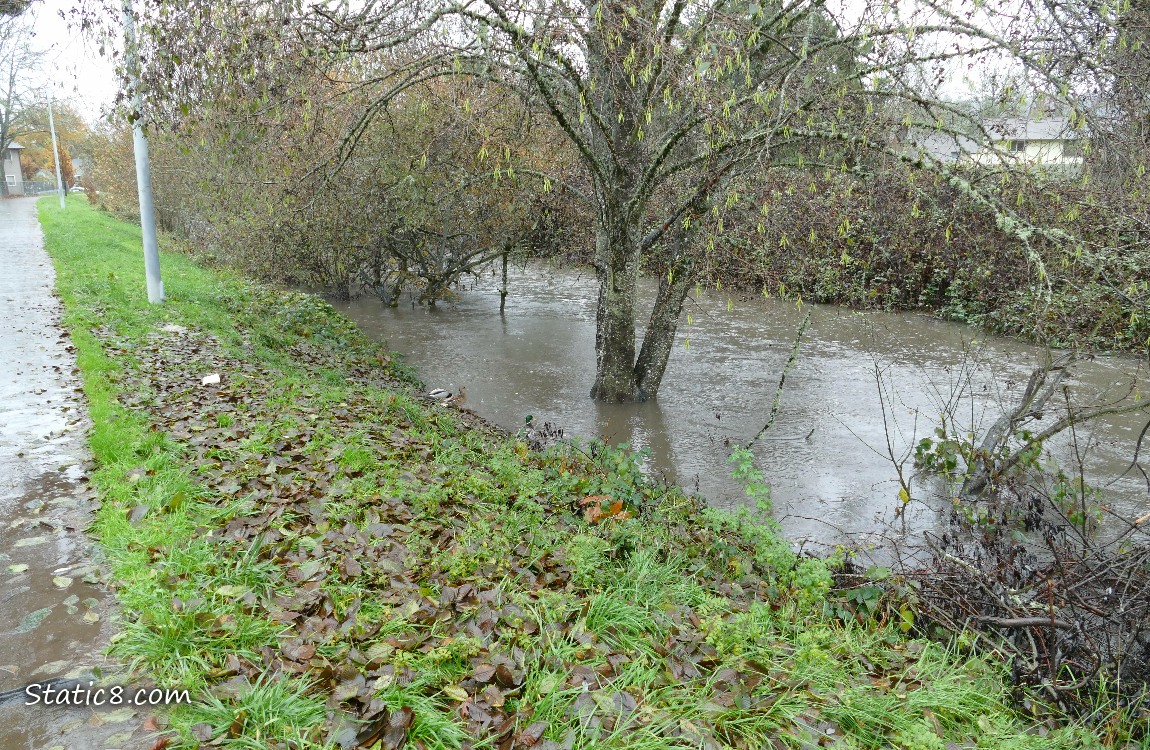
{"left": 702, "top": 169, "right": 1150, "bottom": 355}
{"left": 40, "top": 196, "right": 1117, "bottom": 748}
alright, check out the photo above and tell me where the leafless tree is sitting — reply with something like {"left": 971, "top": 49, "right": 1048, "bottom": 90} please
{"left": 0, "top": 13, "right": 40, "bottom": 197}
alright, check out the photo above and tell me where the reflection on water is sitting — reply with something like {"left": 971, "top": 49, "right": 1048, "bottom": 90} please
{"left": 332, "top": 264, "right": 1150, "bottom": 544}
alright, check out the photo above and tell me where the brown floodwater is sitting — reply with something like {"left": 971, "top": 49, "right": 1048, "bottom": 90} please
{"left": 332, "top": 263, "right": 1150, "bottom": 545}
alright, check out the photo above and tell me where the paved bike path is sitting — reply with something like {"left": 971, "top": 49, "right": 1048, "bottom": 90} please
{"left": 0, "top": 197, "right": 156, "bottom": 749}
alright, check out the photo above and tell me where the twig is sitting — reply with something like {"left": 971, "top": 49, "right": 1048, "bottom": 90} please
{"left": 975, "top": 616, "right": 1075, "bottom": 630}
{"left": 1106, "top": 415, "right": 1150, "bottom": 487}
{"left": 746, "top": 311, "right": 810, "bottom": 449}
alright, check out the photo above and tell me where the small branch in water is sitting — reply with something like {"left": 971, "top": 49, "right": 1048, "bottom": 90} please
{"left": 757, "top": 428, "right": 816, "bottom": 441}
{"left": 746, "top": 311, "right": 811, "bottom": 450}
{"left": 1107, "top": 414, "right": 1150, "bottom": 487}
{"left": 499, "top": 250, "right": 509, "bottom": 314}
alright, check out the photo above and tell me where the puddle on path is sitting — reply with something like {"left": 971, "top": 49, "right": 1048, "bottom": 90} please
{"left": 0, "top": 198, "right": 158, "bottom": 749}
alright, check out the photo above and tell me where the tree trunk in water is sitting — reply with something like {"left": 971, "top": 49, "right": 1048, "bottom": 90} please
{"left": 634, "top": 251, "right": 695, "bottom": 400}
{"left": 590, "top": 220, "right": 641, "bottom": 402}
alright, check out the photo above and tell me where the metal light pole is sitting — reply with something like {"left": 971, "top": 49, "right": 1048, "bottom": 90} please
{"left": 47, "top": 98, "right": 65, "bottom": 210}
{"left": 122, "top": 0, "right": 164, "bottom": 304}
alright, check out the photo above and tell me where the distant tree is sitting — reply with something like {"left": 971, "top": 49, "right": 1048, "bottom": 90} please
{"left": 1007, "top": 0, "right": 1150, "bottom": 183}
{"left": 83, "top": 120, "right": 135, "bottom": 211}
{"left": 1091, "top": 0, "right": 1150, "bottom": 183}
{"left": 12, "top": 100, "right": 86, "bottom": 189}
{"left": 22, "top": 144, "right": 73, "bottom": 186}
{"left": 0, "top": 13, "right": 38, "bottom": 196}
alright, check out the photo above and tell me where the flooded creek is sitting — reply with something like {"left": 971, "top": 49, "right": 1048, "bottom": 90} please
{"left": 332, "top": 264, "right": 1150, "bottom": 545}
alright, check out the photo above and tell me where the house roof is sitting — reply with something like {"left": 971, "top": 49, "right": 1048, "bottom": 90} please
{"left": 985, "top": 117, "right": 1077, "bottom": 141}
{"left": 3, "top": 141, "right": 24, "bottom": 150}
{"left": 906, "top": 128, "right": 978, "bottom": 161}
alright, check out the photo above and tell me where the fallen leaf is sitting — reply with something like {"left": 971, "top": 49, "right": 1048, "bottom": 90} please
{"left": 494, "top": 664, "right": 519, "bottom": 688}
{"left": 443, "top": 684, "right": 469, "bottom": 702}
{"left": 333, "top": 677, "right": 362, "bottom": 703}
{"left": 32, "top": 660, "right": 70, "bottom": 676}
{"left": 356, "top": 705, "right": 413, "bottom": 749}
{"left": 481, "top": 684, "right": 505, "bottom": 708}
{"left": 516, "top": 721, "right": 548, "bottom": 746}
{"left": 191, "top": 722, "right": 214, "bottom": 742}
{"left": 364, "top": 642, "right": 394, "bottom": 663}
{"left": 104, "top": 707, "right": 137, "bottom": 723}
{"left": 15, "top": 608, "right": 52, "bottom": 634}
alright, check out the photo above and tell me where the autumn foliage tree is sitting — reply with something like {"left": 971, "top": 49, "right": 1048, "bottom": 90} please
{"left": 83, "top": 44, "right": 584, "bottom": 303}
{"left": 213, "top": 70, "right": 582, "bottom": 302}
{"left": 13, "top": 101, "right": 87, "bottom": 190}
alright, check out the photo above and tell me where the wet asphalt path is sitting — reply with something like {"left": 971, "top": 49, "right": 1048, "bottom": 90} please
{"left": 0, "top": 198, "right": 152, "bottom": 749}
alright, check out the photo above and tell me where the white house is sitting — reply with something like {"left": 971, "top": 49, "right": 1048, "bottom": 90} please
{"left": 3, "top": 141, "right": 25, "bottom": 195}
{"left": 973, "top": 117, "right": 1084, "bottom": 168}
{"left": 906, "top": 129, "right": 978, "bottom": 163}
{"left": 905, "top": 115, "right": 1085, "bottom": 172}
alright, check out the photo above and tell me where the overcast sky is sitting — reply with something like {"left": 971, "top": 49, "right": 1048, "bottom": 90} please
{"left": 28, "top": 0, "right": 118, "bottom": 122}
{"left": 24, "top": 0, "right": 1000, "bottom": 125}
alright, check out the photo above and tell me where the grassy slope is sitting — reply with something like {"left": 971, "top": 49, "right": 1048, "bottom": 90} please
{"left": 39, "top": 196, "right": 1110, "bottom": 749}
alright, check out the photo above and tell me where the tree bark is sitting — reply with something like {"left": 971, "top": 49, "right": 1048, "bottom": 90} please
{"left": 584, "top": 1, "right": 652, "bottom": 403}
{"left": 634, "top": 242, "right": 695, "bottom": 400}
{"left": 590, "top": 215, "right": 696, "bottom": 402}
{"left": 590, "top": 218, "right": 642, "bottom": 402}
{"left": 0, "top": 46, "right": 17, "bottom": 199}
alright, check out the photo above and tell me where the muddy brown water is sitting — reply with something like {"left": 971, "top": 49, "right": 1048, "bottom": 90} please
{"left": 333, "top": 263, "right": 1150, "bottom": 546}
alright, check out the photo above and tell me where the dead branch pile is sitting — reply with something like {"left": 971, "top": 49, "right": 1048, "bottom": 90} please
{"left": 902, "top": 484, "right": 1150, "bottom": 729}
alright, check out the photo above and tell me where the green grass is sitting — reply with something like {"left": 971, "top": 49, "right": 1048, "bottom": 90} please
{"left": 170, "top": 674, "right": 329, "bottom": 749}
{"left": 37, "top": 195, "right": 1137, "bottom": 749}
